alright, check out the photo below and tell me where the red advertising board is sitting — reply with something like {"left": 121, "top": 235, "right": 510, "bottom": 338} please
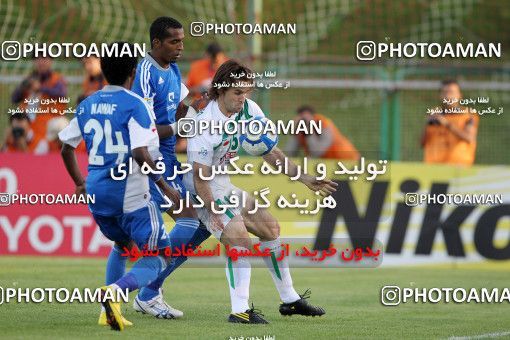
{"left": 0, "top": 153, "right": 112, "bottom": 257}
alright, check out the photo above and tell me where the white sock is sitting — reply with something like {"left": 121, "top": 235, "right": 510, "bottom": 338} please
{"left": 226, "top": 246, "right": 251, "bottom": 313}
{"left": 260, "top": 238, "right": 300, "bottom": 303}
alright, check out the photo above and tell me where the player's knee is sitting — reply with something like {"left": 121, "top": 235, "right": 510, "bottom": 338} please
{"left": 223, "top": 221, "right": 251, "bottom": 249}
{"left": 233, "top": 237, "right": 252, "bottom": 250}
{"left": 264, "top": 220, "right": 280, "bottom": 240}
{"left": 229, "top": 224, "right": 249, "bottom": 241}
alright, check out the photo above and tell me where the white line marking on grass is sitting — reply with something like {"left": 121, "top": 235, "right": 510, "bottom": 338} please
{"left": 448, "top": 331, "right": 510, "bottom": 339}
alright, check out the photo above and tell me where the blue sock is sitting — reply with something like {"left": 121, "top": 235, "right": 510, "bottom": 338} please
{"left": 105, "top": 245, "right": 127, "bottom": 285}
{"left": 115, "top": 256, "right": 164, "bottom": 292}
{"left": 138, "top": 218, "right": 210, "bottom": 301}
{"left": 150, "top": 223, "right": 211, "bottom": 285}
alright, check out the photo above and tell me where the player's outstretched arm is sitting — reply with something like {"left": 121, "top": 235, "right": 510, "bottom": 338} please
{"left": 157, "top": 95, "right": 210, "bottom": 139}
{"left": 263, "top": 147, "right": 338, "bottom": 197}
{"left": 176, "top": 95, "right": 210, "bottom": 121}
{"left": 155, "top": 126, "right": 171, "bottom": 139}
{"left": 61, "top": 143, "right": 86, "bottom": 195}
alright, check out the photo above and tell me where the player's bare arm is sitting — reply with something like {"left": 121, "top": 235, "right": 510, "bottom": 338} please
{"left": 61, "top": 143, "right": 86, "bottom": 195}
{"left": 156, "top": 96, "right": 211, "bottom": 139}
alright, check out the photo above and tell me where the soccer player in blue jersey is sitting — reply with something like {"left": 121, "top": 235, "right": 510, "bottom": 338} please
{"left": 129, "top": 16, "right": 211, "bottom": 318}
{"left": 59, "top": 42, "right": 181, "bottom": 331}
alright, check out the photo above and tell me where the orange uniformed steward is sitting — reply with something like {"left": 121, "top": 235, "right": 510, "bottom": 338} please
{"left": 286, "top": 105, "right": 359, "bottom": 160}
{"left": 421, "top": 80, "right": 479, "bottom": 166}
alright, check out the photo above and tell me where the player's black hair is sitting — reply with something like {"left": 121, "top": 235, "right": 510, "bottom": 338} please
{"left": 150, "top": 17, "right": 183, "bottom": 48}
{"left": 297, "top": 105, "right": 316, "bottom": 115}
{"left": 206, "top": 42, "right": 223, "bottom": 59}
{"left": 441, "top": 79, "right": 460, "bottom": 88}
{"left": 10, "top": 112, "right": 30, "bottom": 123}
{"left": 208, "top": 59, "right": 253, "bottom": 100}
{"left": 100, "top": 42, "right": 138, "bottom": 86}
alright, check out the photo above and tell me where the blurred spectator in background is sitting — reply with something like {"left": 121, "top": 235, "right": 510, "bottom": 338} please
{"left": 421, "top": 79, "right": 479, "bottom": 166}
{"left": 186, "top": 42, "right": 228, "bottom": 99}
{"left": 11, "top": 56, "right": 67, "bottom": 143}
{"left": 33, "top": 116, "right": 86, "bottom": 154}
{"left": 1, "top": 113, "right": 42, "bottom": 152}
{"left": 285, "top": 105, "right": 360, "bottom": 160}
{"left": 77, "top": 56, "right": 106, "bottom": 104}
{"left": 0, "top": 114, "right": 83, "bottom": 154}
{"left": 176, "top": 42, "right": 226, "bottom": 153}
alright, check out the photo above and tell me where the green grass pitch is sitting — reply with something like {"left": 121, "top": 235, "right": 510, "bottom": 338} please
{"left": 0, "top": 257, "right": 509, "bottom": 339}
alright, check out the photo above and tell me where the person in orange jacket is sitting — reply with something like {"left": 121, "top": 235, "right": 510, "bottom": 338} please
{"left": 285, "top": 105, "right": 360, "bottom": 160}
{"left": 421, "top": 79, "right": 479, "bottom": 166}
{"left": 186, "top": 42, "right": 228, "bottom": 100}
{"left": 11, "top": 56, "right": 68, "bottom": 143}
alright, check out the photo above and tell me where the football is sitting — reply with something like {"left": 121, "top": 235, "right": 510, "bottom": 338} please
{"left": 240, "top": 116, "right": 279, "bottom": 156}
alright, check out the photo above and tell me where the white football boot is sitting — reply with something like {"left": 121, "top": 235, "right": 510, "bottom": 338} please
{"left": 133, "top": 288, "right": 183, "bottom": 319}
